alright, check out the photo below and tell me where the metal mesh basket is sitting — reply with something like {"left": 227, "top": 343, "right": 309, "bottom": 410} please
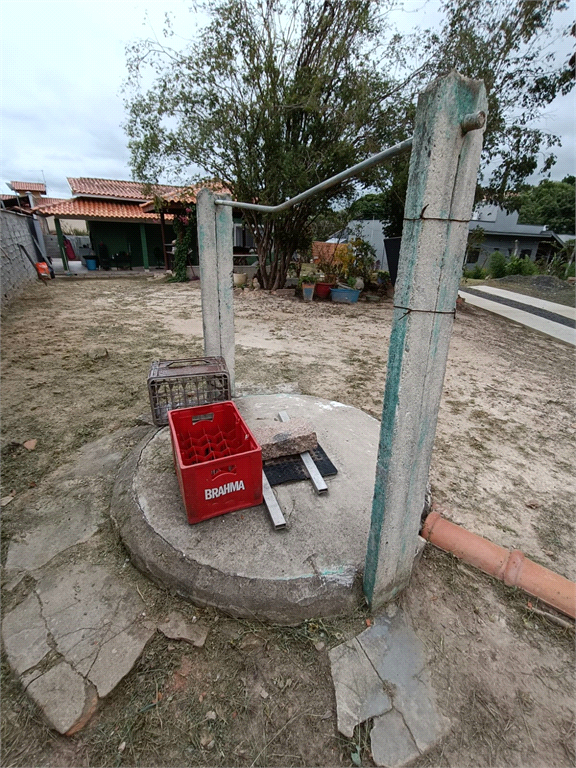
{"left": 147, "top": 357, "right": 231, "bottom": 426}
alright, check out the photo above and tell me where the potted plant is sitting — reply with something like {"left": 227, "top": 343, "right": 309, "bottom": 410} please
{"left": 299, "top": 275, "right": 317, "bottom": 301}
{"left": 331, "top": 275, "right": 361, "bottom": 303}
{"left": 315, "top": 258, "right": 339, "bottom": 299}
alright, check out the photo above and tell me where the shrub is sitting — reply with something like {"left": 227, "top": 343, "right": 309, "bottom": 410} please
{"left": 487, "top": 251, "right": 507, "bottom": 278}
{"left": 463, "top": 264, "right": 487, "bottom": 279}
{"left": 505, "top": 255, "right": 539, "bottom": 276}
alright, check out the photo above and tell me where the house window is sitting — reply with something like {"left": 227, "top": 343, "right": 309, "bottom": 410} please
{"left": 234, "top": 224, "right": 255, "bottom": 249}
{"left": 467, "top": 249, "right": 480, "bottom": 264}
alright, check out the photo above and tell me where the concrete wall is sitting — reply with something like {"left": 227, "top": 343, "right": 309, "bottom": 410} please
{"left": 1, "top": 209, "right": 39, "bottom": 308}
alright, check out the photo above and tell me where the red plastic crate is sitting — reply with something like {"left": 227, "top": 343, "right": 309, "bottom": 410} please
{"left": 168, "top": 401, "right": 263, "bottom": 524}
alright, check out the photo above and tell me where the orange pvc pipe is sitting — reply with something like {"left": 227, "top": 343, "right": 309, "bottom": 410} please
{"left": 421, "top": 511, "right": 576, "bottom": 620}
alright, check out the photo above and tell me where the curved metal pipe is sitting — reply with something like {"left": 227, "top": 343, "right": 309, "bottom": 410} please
{"left": 421, "top": 511, "right": 576, "bottom": 620}
{"left": 214, "top": 137, "right": 414, "bottom": 213}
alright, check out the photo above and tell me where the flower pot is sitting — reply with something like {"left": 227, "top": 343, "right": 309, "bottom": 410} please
{"left": 330, "top": 287, "right": 361, "bottom": 304}
{"left": 233, "top": 272, "right": 247, "bottom": 287}
{"left": 301, "top": 283, "right": 315, "bottom": 301}
{"left": 315, "top": 281, "right": 334, "bottom": 299}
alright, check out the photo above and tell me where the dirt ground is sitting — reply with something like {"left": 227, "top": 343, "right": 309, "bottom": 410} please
{"left": 1, "top": 274, "right": 575, "bottom": 768}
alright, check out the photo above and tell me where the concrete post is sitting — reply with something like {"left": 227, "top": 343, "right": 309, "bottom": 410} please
{"left": 364, "top": 71, "right": 487, "bottom": 609}
{"left": 215, "top": 195, "right": 235, "bottom": 394}
{"left": 197, "top": 188, "right": 235, "bottom": 393}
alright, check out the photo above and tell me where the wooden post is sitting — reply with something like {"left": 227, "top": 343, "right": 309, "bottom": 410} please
{"left": 54, "top": 218, "right": 69, "bottom": 272}
{"left": 139, "top": 224, "right": 149, "bottom": 270}
{"left": 364, "top": 71, "right": 487, "bottom": 609}
{"left": 197, "top": 189, "right": 235, "bottom": 391}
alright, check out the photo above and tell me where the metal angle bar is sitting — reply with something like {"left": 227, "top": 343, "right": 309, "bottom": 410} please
{"left": 300, "top": 451, "right": 328, "bottom": 495}
{"left": 215, "top": 138, "right": 414, "bottom": 214}
{"left": 277, "top": 411, "right": 328, "bottom": 495}
{"left": 262, "top": 471, "right": 286, "bottom": 530}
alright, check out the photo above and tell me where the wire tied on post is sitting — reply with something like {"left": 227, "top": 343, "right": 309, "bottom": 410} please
{"left": 393, "top": 305, "right": 456, "bottom": 320}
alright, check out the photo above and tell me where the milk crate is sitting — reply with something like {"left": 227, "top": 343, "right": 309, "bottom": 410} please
{"left": 148, "top": 357, "right": 231, "bottom": 426}
{"left": 168, "top": 402, "right": 263, "bottom": 524}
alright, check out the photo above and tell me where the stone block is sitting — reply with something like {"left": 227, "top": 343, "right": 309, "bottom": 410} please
{"left": 251, "top": 418, "right": 317, "bottom": 460}
{"left": 158, "top": 611, "right": 209, "bottom": 647}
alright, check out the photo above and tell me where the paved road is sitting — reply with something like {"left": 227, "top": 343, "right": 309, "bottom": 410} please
{"left": 458, "top": 285, "right": 576, "bottom": 346}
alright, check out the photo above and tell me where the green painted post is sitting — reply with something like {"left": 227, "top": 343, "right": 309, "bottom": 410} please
{"left": 139, "top": 224, "right": 150, "bottom": 270}
{"left": 54, "top": 218, "right": 69, "bottom": 272}
{"left": 364, "top": 71, "right": 487, "bottom": 609}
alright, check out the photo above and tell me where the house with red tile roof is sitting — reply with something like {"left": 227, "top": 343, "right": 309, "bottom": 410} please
{"left": 34, "top": 178, "right": 196, "bottom": 270}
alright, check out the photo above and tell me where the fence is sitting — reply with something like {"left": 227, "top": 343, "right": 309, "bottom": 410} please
{"left": 197, "top": 71, "right": 487, "bottom": 608}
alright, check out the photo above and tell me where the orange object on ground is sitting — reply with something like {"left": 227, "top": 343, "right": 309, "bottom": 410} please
{"left": 421, "top": 510, "right": 576, "bottom": 619}
{"left": 35, "top": 262, "right": 50, "bottom": 279}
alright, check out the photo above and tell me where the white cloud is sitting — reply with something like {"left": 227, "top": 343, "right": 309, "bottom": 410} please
{"left": 1, "top": 0, "right": 573, "bottom": 199}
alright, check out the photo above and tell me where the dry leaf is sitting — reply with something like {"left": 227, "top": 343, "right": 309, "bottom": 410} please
{"left": 23, "top": 439, "right": 37, "bottom": 451}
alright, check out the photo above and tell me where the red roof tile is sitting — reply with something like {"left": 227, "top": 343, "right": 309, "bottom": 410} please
{"left": 9, "top": 181, "right": 47, "bottom": 193}
{"left": 33, "top": 197, "right": 67, "bottom": 208}
{"left": 33, "top": 198, "right": 173, "bottom": 222}
{"left": 67, "top": 177, "right": 185, "bottom": 200}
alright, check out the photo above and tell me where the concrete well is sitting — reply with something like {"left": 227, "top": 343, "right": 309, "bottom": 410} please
{"left": 112, "top": 394, "right": 381, "bottom": 625}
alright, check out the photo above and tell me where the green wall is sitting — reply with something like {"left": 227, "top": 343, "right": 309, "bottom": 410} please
{"left": 88, "top": 221, "right": 174, "bottom": 268}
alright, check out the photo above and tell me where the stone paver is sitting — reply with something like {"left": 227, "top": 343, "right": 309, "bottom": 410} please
{"left": 87, "top": 621, "right": 156, "bottom": 698}
{"left": 330, "top": 610, "right": 450, "bottom": 767}
{"left": 370, "top": 709, "right": 420, "bottom": 768}
{"left": 36, "top": 562, "right": 155, "bottom": 696}
{"left": 1, "top": 428, "right": 157, "bottom": 735}
{"left": 329, "top": 637, "right": 392, "bottom": 738}
{"left": 24, "top": 662, "right": 98, "bottom": 735}
{"left": 1, "top": 592, "right": 50, "bottom": 675}
{"left": 4, "top": 482, "right": 107, "bottom": 573}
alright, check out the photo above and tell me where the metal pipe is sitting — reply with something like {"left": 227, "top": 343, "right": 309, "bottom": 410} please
{"left": 215, "top": 137, "right": 414, "bottom": 213}
{"left": 461, "top": 111, "right": 486, "bottom": 134}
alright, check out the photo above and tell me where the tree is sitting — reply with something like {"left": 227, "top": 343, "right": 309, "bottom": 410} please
{"left": 124, "top": 0, "right": 410, "bottom": 289}
{"left": 417, "top": 0, "right": 574, "bottom": 199}
{"left": 124, "top": 0, "right": 573, "bottom": 287}
{"left": 507, "top": 177, "right": 575, "bottom": 233}
{"left": 363, "top": 1, "right": 573, "bottom": 237}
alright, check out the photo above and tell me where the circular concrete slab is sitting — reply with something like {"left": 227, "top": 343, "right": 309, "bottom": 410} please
{"left": 112, "top": 394, "right": 381, "bottom": 624}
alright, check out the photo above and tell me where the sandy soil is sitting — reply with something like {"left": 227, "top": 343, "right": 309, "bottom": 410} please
{"left": 1, "top": 275, "right": 574, "bottom": 767}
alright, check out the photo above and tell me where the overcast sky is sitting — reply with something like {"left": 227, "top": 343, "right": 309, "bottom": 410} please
{"left": 1, "top": 0, "right": 574, "bottom": 200}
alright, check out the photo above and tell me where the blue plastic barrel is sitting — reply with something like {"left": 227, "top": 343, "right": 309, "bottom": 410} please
{"left": 86, "top": 259, "right": 97, "bottom": 271}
